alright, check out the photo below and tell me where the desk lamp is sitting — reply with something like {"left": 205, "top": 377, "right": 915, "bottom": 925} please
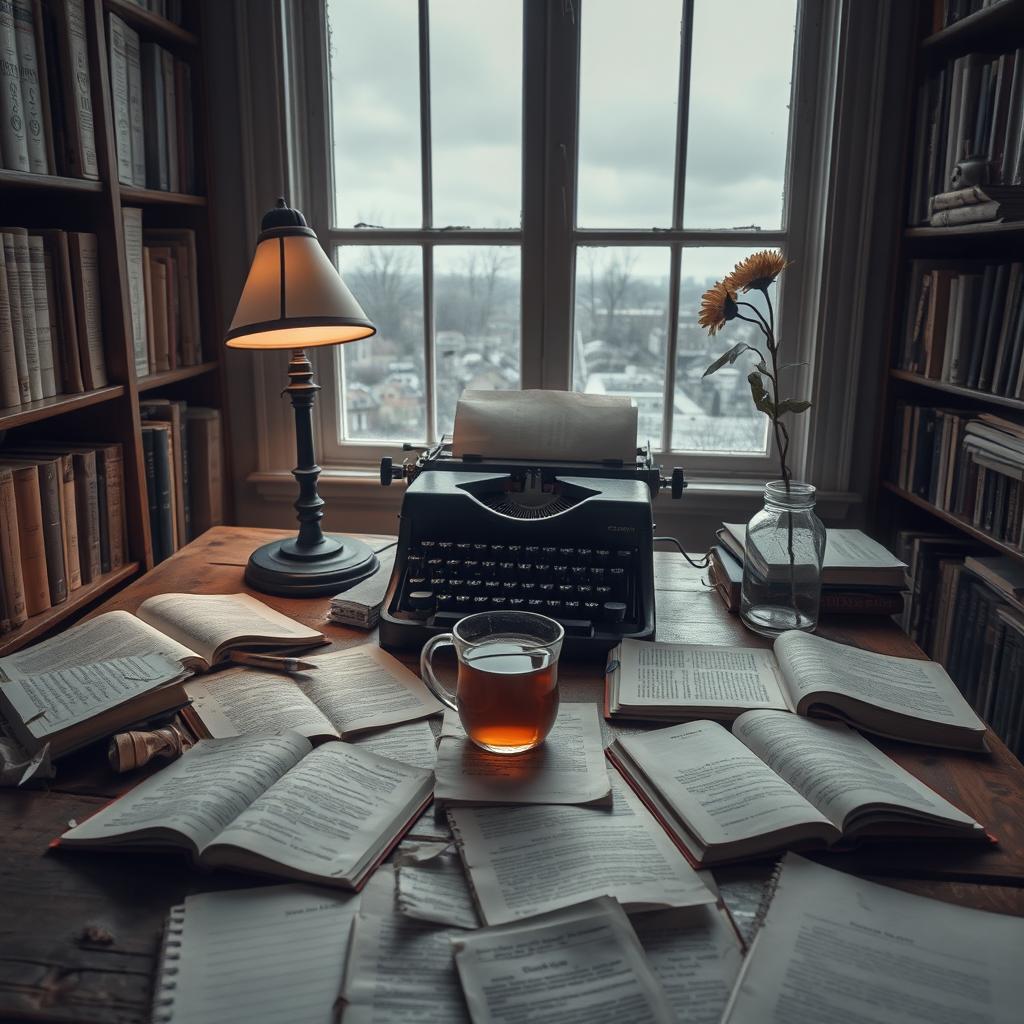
{"left": 226, "top": 197, "right": 379, "bottom": 596}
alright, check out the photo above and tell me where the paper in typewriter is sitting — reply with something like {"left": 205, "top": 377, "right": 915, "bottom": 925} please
{"left": 452, "top": 389, "right": 638, "bottom": 463}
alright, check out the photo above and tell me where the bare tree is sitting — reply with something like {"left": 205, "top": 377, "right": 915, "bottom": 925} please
{"left": 344, "top": 247, "right": 418, "bottom": 342}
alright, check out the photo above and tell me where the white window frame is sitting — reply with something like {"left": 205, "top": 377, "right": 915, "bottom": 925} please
{"left": 236, "top": 0, "right": 899, "bottom": 530}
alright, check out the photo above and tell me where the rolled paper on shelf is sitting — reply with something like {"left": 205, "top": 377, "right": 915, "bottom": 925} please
{"left": 108, "top": 723, "right": 193, "bottom": 773}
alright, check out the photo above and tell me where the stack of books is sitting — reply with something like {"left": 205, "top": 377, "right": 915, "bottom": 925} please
{"left": 108, "top": 13, "right": 198, "bottom": 194}
{"left": 892, "top": 407, "right": 1024, "bottom": 551}
{"left": 0, "top": 442, "right": 126, "bottom": 632}
{"left": 908, "top": 45, "right": 1024, "bottom": 224}
{"left": 897, "top": 259, "right": 1024, "bottom": 396}
{"left": 140, "top": 403, "right": 223, "bottom": 563}
{"left": 928, "top": 185, "right": 1024, "bottom": 227}
{"left": 120, "top": 211, "right": 203, "bottom": 378}
{"left": 0, "top": 227, "right": 107, "bottom": 409}
{"left": 710, "top": 523, "right": 907, "bottom": 616}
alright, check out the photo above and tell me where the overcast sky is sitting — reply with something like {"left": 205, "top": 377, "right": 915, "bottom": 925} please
{"left": 327, "top": 0, "right": 796, "bottom": 285}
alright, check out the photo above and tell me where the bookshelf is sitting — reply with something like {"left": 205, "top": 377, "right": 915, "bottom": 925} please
{"left": 873, "top": 0, "right": 1024, "bottom": 570}
{"left": 0, "top": 0, "right": 229, "bottom": 655}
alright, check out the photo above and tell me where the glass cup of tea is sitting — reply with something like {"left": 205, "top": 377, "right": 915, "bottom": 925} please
{"left": 419, "top": 610, "right": 564, "bottom": 755}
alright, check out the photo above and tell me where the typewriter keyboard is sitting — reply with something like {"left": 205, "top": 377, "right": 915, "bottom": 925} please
{"left": 395, "top": 539, "right": 640, "bottom": 630}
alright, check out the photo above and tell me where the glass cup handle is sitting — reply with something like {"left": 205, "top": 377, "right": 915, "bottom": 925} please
{"left": 419, "top": 633, "right": 458, "bottom": 712}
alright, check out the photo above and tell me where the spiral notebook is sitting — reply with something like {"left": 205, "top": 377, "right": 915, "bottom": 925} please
{"left": 151, "top": 884, "right": 361, "bottom": 1024}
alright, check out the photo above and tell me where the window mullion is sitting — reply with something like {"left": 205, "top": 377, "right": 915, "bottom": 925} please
{"left": 418, "top": 0, "right": 436, "bottom": 440}
{"left": 423, "top": 244, "right": 436, "bottom": 440}
{"left": 661, "top": 246, "right": 682, "bottom": 452}
{"left": 671, "top": 1, "right": 694, "bottom": 229}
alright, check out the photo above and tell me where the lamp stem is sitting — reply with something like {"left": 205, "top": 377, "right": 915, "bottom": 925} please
{"left": 284, "top": 347, "right": 327, "bottom": 550}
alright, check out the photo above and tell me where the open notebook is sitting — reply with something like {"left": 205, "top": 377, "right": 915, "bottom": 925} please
{"left": 57, "top": 732, "right": 432, "bottom": 888}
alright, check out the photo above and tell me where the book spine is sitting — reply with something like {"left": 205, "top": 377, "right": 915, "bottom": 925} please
{"left": 56, "top": 0, "right": 98, "bottom": 178}
{"left": 58, "top": 455, "right": 81, "bottom": 591}
{"left": 121, "top": 208, "right": 149, "bottom": 377}
{"left": 26, "top": 235, "right": 56, "bottom": 397}
{"left": 0, "top": 238, "right": 19, "bottom": 408}
{"left": 35, "top": 458, "right": 66, "bottom": 604}
{"left": 39, "top": 238, "right": 63, "bottom": 397}
{"left": 142, "top": 427, "right": 160, "bottom": 562}
{"left": 0, "top": 467, "right": 26, "bottom": 626}
{"left": 161, "top": 47, "right": 178, "bottom": 193}
{"left": 68, "top": 231, "right": 107, "bottom": 389}
{"left": 5, "top": 228, "right": 42, "bottom": 401}
{"left": 73, "top": 450, "right": 100, "bottom": 582}
{"left": 0, "top": 0, "right": 29, "bottom": 170}
{"left": 95, "top": 448, "right": 109, "bottom": 574}
{"left": 141, "top": 42, "right": 167, "bottom": 190}
{"left": 10, "top": 465, "right": 48, "bottom": 615}
{"left": 151, "top": 427, "right": 173, "bottom": 562}
{"left": 41, "top": 231, "right": 82, "bottom": 393}
{"left": 106, "top": 12, "right": 133, "bottom": 184}
{"left": 99, "top": 445, "right": 125, "bottom": 570}
{"left": 11, "top": 0, "right": 49, "bottom": 172}
{"left": 124, "top": 24, "right": 146, "bottom": 187}
{"left": 186, "top": 410, "right": 222, "bottom": 534}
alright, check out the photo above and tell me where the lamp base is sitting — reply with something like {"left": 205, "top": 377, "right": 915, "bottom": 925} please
{"left": 244, "top": 534, "right": 380, "bottom": 597}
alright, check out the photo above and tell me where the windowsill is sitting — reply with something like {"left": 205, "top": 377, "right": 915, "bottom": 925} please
{"left": 248, "top": 468, "right": 862, "bottom": 521}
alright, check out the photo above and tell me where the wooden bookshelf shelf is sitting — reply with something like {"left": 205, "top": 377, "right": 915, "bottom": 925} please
{"left": 0, "top": 563, "right": 140, "bottom": 656}
{"left": 0, "top": 386, "right": 126, "bottom": 431}
{"left": 119, "top": 186, "right": 207, "bottom": 207}
{"left": 882, "top": 482, "right": 1024, "bottom": 566}
{"left": 104, "top": 0, "right": 198, "bottom": 48}
{"left": 889, "top": 370, "right": 1024, "bottom": 413}
{"left": 904, "top": 221, "right": 1024, "bottom": 240}
{"left": 921, "top": 0, "right": 1024, "bottom": 55}
{"left": 138, "top": 361, "right": 219, "bottom": 392}
{"left": 0, "top": 169, "right": 103, "bottom": 194}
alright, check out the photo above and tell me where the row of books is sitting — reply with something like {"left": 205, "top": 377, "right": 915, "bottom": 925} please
{"left": 123, "top": 0, "right": 185, "bottom": 27}
{"left": 908, "top": 46, "right": 1024, "bottom": 225}
{"left": 0, "top": 442, "right": 126, "bottom": 633}
{"left": 0, "top": 227, "right": 106, "bottom": 410}
{"left": 0, "top": 0, "right": 99, "bottom": 179}
{"left": 892, "top": 405, "right": 1024, "bottom": 551}
{"left": 897, "top": 260, "right": 1024, "bottom": 397}
{"left": 108, "top": 14, "right": 198, "bottom": 194}
{"left": 121, "top": 212, "right": 203, "bottom": 377}
{"left": 141, "top": 402, "right": 223, "bottom": 564}
{"left": 897, "top": 531, "right": 1024, "bottom": 759}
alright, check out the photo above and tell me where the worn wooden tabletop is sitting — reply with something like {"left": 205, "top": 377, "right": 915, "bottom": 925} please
{"left": 2, "top": 526, "right": 1023, "bottom": 1023}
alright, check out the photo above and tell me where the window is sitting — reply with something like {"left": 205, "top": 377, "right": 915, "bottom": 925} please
{"left": 318, "top": 0, "right": 806, "bottom": 473}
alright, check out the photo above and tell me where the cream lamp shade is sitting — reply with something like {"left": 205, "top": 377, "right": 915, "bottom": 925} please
{"left": 225, "top": 199, "right": 375, "bottom": 350}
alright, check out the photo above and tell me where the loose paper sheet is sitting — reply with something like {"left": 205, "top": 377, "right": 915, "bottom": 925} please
{"left": 348, "top": 719, "right": 439, "bottom": 770}
{"left": 722, "top": 854, "right": 1024, "bottom": 1024}
{"left": 162, "top": 884, "right": 360, "bottom": 1024}
{"left": 397, "top": 847, "right": 480, "bottom": 930}
{"left": 722, "top": 523, "right": 906, "bottom": 571}
{"left": 434, "top": 704, "right": 611, "bottom": 806}
{"left": 452, "top": 897, "right": 675, "bottom": 1024}
{"left": 448, "top": 774, "right": 716, "bottom": 925}
{"left": 452, "top": 389, "right": 638, "bottom": 463}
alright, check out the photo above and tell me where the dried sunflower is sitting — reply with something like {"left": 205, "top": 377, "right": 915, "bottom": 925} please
{"left": 727, "top": 249, "right": 791, "bottom": 293}
{"left": 698, "top": 279, "right": 738, "bottom": 336}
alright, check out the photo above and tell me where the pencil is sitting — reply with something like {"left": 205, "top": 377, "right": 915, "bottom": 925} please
{"left": 226, "top": 652, "right": 318, "bottom": 673}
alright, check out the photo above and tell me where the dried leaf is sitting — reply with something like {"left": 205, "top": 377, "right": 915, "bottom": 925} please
{"left": 703, "top": 342, "right": 751, "bottom": 378}
{"left": 776, "top": 399, "right": 812, "bottom": 414}
{"left": 747, "top": 371, "right": 776, "bottom": 417}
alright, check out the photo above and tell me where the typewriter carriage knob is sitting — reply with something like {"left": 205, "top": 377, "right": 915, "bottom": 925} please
{"left": 659, "top": 466, "right": 687, "bottom": 500}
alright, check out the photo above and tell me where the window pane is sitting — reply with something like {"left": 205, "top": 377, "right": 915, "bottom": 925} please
{"left": 430, "top": 0, "right": 522, "bottom": 228}
{"left": 577, "top": 1, "right": 681, "bottom": 228}
{"left": 672, "top": 247, "right": 774, "bottom": 453}
{"left": 433, "top": 247, "right": 521, "bottom": 438}
{"left": 573, "top": 247, "right": 671, "bottom": 447}
{"left": 327, "top": 0, "right": 422, "bottom": 227}
{"left": 338, "top": 246, "right": 426, "bottom": 441}
{"left": 684, "top": 0, "right": 797, "bottom": 229}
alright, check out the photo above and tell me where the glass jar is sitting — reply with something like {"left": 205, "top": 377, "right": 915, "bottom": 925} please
{"left": 741, "top": 480, "right": 826, "bottom": 638}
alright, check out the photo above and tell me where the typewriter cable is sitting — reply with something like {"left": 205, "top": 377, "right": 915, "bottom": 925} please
{"left": 653, "top": 536, "right": 710, "bottom": 570}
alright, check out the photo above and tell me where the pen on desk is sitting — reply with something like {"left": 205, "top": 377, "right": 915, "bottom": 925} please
{"left": 226, "top": 652, "right": 318, "bottom": 673}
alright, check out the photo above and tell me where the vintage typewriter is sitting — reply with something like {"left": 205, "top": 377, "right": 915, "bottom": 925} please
{"left": 377, "top": 440, "right": 686, "bottom": 656}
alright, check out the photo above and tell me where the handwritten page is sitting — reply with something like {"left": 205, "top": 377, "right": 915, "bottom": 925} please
{"left": 630, "top": 904, "right": 743, "bottom": 1024}
{"left": 723, "top": 854, "right": 1024, "bottom": 1024}
{"left": 348, "top": 719, "right": 438, "bottom": 770}
{"left": 161, "top": 884, "right": 360, "bottom": 1024}
{"left": 434, "top": 704, "right": 611, "bottom": 806}
{"left": 452, "top": 897, "right": 675, "bottom": 1024}
{"left": 397, "top": 848, "right": 480, "bottom": 930}
{"left": 448, "top": 774, "right": 715, "bottom": 925}
{"left": 1, "top": 654, "right": 185, "bottom": 739}
{"left": 452, "top": 389, "right": 638, "bottom": 463}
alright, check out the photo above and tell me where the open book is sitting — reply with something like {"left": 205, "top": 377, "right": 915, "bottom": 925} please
{"left": 0, "top": 654, "right": 188, "bottom": 759}
{"left": 183, "top": 645, "right": 443, "bottom": 743}
{"left": 606, "top": 630, "right": 987, "bottom": 750}
{"left": 0, "top": 594, "right": 326, "bottom": 677}
{"left": 721, "top": 854, "right": 1024, "bottom": 1024}
{"left": 58, "top": 732, "right": 433, "bottom": 889}
{"left": 606, "top": 712, "right": 987, "bottom": 867}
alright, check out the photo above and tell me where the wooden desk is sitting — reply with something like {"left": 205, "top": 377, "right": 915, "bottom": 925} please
{"left": 2, "top": 526, "right": 1023, "bottom": 1023}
